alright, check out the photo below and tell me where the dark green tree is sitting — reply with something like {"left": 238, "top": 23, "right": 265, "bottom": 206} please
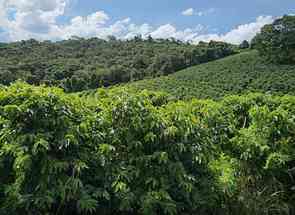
{"left": 252, "top": 15, "right": 295, "bottom": 64}
{"left": 239, "top": 40, "right": 250, "bottom": 49}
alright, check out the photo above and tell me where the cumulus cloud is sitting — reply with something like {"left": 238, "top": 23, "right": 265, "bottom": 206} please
{"left": 151, "top": 24, "right": 204, "bottom": 41}
{"left": 57, "top": 11, "right": 110, "bottom": 39}
{"left": 0, "top": 0, "right": 276, "bottom": 45}
{"left": 182, "top": 8, "right": 194, "bottom": 16}
{"left": 0, "top": 0, "right": 68, "bottom": 40}
{"left": 192, "top": 16, "right": 275, "bottom": 44}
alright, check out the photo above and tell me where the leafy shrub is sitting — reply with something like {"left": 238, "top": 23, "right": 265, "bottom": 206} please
{"left": 222, "top": 94, "right": 295, "bottom": 214}
{"left": 0, "top": 82, "right": 94, "bottom": 214}
{"left": 0, "top": 83, "right": 294, "bottom": 214}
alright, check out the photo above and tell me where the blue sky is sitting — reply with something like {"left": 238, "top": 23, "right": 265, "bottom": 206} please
{"left": 0, "top": 0, "right": 294, "bottom": 43}
{"left": 73, "top": 0, "right": 294, "bottom": 33}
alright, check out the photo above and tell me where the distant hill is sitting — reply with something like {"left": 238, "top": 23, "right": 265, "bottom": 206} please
{"left": 119, "top": 50, "right": 295, "bottom": 99}
{"left": 0, "top": 38, "right": 235, "bottom": 92}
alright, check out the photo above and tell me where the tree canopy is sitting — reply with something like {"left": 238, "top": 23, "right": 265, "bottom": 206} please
{"left": 0, "top": 37, "right": 236, "bottom": 92}
{"left": 252, "top": 15, "right": 295, "bottom": 64}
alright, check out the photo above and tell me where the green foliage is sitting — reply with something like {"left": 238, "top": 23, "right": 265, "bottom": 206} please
{"left": 221, "top": 94, "right": 295, "bottom": 214}
{"left": 0, "top": 82, "right": 94, "bottom": 214}
{"left": 239, "top": 40, "right": 250, "bottom": 49}
{"left": 121, "top": 51, "right": 295, "bottom": 99}
{"left": 0, "top": 83, "right": 294, "bottom": 214}
{"left": 252, "top": 15, "right": 295, "bottom": 64}
{"left": 0, "top": 38, "right": 235, "bottom": 92}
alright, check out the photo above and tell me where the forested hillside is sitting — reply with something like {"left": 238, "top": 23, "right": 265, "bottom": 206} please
{"left": 0, "top": 38, "right": 235, "bottom": 92}
{"left": 114, "top": 50, "right": 295, "bottom": 99}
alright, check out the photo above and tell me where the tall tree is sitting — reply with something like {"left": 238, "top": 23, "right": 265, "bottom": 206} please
{"left": 252, "top": 15, "right": 295, "bottom": 64}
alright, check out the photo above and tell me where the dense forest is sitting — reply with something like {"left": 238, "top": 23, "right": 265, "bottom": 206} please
{"left": 0, "top": 14, "right": 295, "bottom": 215}
{"left": 0, "top": 37, "right": 235, "bottom": 92}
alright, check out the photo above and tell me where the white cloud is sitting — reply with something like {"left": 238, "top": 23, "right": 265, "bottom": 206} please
{"left": 0, "top": 0, "right": 68, "bottom": 40}
{"left": 58, "top": 11, "right": 109, "bottom": 39}
{"left": 182, "top": 8, "right": 194, "bottom": 16}
{"left": 150, "top": 24, "right": 204, "bottom": 41}
{"left": 182, "top": 8, "right": 215, "bottom": 17}
{"left": 151, "top": 24, "right": 177, "bottom": 38}
{"left": 6, "top": 0, "right": 65, "bottom": 12}
{"left": 0, "top": 1, "right": 9, "bottom": 27}
{"left": 196, "top": 8, "right": 215, "bottom": 17}
{"left": 0, "top": 0, "right": 276, "bottom": 45}
{"left": 124, "top": 23, "right": 153, "bottom": 39}
{"left": 221, "top": 16, "right": 274, "bottom": 43}
{"left": 192, "top": 16, "right": 275, "bottom": 44}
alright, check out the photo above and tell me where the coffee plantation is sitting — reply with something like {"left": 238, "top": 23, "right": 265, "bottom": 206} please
{"left": 1, "top": 15, "right": 295, "bottom": 215}
{"left": 0, "top": 83, "right": 294, "bottom": 214}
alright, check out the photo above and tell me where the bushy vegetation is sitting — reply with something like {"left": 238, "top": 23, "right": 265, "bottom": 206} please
{"left": 1, "top": 15, "right": 295, "bottom": 215}
{"left": 252, "top": 15, "right": 295, "bottom": 64}
{"left": 0, "top": 37, "right": 235, "bottom": 92}
{"left": 116, "top": 50, "right": 295, "bottom": 100}
{"left": 0, "top": 83, "right": 294, "bottom": 214}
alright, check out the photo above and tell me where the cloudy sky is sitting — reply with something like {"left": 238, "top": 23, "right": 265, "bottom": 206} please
{"left": 0, "top": 0, "right": 294, "bottom": 44}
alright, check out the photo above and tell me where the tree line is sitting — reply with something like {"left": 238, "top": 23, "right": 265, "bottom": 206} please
{"left": 0, "top": 37, "right": 236, "bottom": 92}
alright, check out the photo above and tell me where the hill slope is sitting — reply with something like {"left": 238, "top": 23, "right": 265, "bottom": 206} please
{"left": 123, "top": 50, "right": 295, "bottom": 99}
{"left": 0, "top": 38, "right": 235, "bottom": 92}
